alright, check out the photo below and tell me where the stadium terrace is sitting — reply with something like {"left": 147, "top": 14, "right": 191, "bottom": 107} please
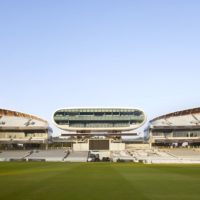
{"left": 1, "top": 107, "right": 200, "bottom": 163}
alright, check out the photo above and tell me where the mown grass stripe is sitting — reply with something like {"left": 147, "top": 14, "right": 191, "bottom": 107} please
{"left": 0, "top": 163, "right": 200, "bottom": 200}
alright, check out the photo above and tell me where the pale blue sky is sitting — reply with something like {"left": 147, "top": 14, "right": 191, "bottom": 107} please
{"left": 0, "top": 1, "right": 200, "bottom": 135}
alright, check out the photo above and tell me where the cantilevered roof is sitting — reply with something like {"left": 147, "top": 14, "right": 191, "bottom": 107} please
{"left": 0, "top": 108, "right": 47, "bottom": 123}
{"left": 150, "top": 107, "right": 200, "bottom": 123}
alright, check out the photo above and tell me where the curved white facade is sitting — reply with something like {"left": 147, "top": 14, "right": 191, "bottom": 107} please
{"left": 53, "top": 107, "right": 146, "bottom": 132}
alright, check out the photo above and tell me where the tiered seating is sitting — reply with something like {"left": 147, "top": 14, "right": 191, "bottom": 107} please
{"left": 0, "top": 151, "right": 30, "bottom": 161}
{"left": 1, "top": 148, "right": 200, "bottom": 163}
{"left": 123, "top": 148, "right": 200, "bottom": 164}
{"left": 111, "top": 151, "right": 136, "bottom": 162}
{"left": 27, "top": 150, "right": 67, "bottom": 161}
{"left": 64, "top": 151, "right": 88, "bottom": 162}
{"left": 166, "top": 149, "right": 200, "bottom": 161}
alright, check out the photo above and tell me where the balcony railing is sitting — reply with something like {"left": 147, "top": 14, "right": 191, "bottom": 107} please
{"left": 69, "top": 123, "right": 130, "bottom": 128}
{"left": 54, "top": 115, "right": 144, "bottom": 122}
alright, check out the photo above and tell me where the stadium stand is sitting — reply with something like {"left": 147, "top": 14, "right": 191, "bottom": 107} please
{"left": 64, "top": 151, "right": 89, "bottom": 162}
{"left": 26, "top": 150, "right": 68, "bottom": 162}
{"left": 0, "top": 150, "right": 30, "bottom": 161}
{"left": 125, "top": 148, "right": 200, "bottom": 164}
{"left": 111, "top": 151, "right": 136, "bottom": 162}
{"left": 0, "top": 108, "right": 51, "bottom": 150}
{"left": 148, "top": 107, "right": 200, "bottom": 147}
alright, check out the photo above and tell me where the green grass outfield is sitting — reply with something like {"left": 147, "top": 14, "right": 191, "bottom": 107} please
{"left": 0, "top": 162, "right": 200, "bottom": 200}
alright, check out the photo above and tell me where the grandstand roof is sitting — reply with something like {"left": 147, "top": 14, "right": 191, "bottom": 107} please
{"left": 0, "top": 108, "right": 47, "bottom": 123}
{"left": 150, "top": 107, "right": 200, "bottom": 123}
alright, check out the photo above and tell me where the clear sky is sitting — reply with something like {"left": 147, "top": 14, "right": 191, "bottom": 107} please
{"left": 0, "top": 0, "right": 200, "bottom": 136}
